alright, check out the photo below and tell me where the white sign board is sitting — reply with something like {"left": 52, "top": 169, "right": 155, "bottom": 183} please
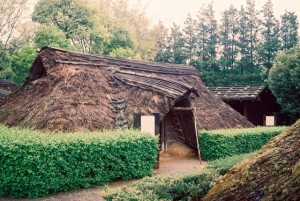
{"left": 266, "top": 116, "right": 275, "bottom": 126}
{"left": 141, "top": 115, "right": 155, "bottom": 136}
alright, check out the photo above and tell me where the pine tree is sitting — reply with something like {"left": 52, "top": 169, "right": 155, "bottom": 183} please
{"left": 196, "top": 3, "right": 218, "bottom": 71}
{"left": 183, "top": 13, "right": 197, "bottom": 64}
{"left": 259, "top": 0, "right": 280, "bottom": 74}
{"left": 237, "top": 0, "right": 260, "bottom": 74}
{"left": 153, "top": 21, "right": 170, "bottom": 63}
{"left": 168, "top": 23, "right": 187, "bottom": 64}
{"left": 219, "top": 5, "right": 239, "bottom": 71}
{"left": 280, "top": 11, "right": 299, "bottom": 50}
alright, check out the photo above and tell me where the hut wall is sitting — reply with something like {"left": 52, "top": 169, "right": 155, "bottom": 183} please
{"left": 225, "top": 97, "right": 280, "bottom": 126}
{"left": 225, "top": 100, "right": 266, "bottom": 126}
{"left": 122, "top": 88, "right": 171, "bottom": 129}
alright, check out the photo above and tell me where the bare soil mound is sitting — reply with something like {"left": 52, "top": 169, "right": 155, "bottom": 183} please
{"left": 167, "top": 141, "right": 196, "bottom": 157}
{"left": 203, "top": 119, "right": 300, "bottom": 201}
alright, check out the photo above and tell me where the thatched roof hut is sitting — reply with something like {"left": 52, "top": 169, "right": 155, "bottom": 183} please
{"left": 0, "top": 46, "right": 252, "bottom": 133}
{"left": 208, "top": 86, "right": 281, "bottom": 125}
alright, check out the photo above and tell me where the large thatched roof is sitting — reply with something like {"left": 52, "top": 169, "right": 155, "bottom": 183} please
{"left": 0, "top": 46, "right": 252, "bottom": 132}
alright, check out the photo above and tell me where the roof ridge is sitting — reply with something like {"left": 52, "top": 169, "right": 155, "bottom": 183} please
{"left": 41, "top": 46, "right": 197, "bottom": 71}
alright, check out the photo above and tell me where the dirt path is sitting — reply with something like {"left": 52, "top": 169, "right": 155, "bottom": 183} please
{"left": 0, "top": 154, "right": 207, "bottom": 201}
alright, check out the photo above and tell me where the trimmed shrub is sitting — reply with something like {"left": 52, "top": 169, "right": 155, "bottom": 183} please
{"left": 199, "top": 126, "right": 287, "bottom": 160}
{"left": 208, "top": 152, "right": 256, "bottom": 175}
{"left": 104, "top": 169, "right": 218, "bottom": 201}
{"left": 0, "top": 125, "right": 158, "bottom": 198}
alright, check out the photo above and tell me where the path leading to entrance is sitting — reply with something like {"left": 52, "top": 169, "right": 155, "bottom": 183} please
{"left": 0, "top": 155, "right": 207, "bottom": 201}
{"left": 155, "top": 153, "right": 207, "bottom": 175}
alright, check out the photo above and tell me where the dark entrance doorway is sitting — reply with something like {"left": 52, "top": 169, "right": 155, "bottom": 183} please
{"left": 160, "top": 97, "right": 201, "bottom": 162}
{"left": 133, "top": 96, "right": 201, "bottom": 168}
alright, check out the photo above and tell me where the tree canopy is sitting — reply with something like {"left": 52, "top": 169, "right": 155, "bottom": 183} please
{"left": 155, "top": 1, "right": 299, "bottom": 87}
{"left": 31, "top": 0, "right": 163, "bottom": 58}
{"left": 268, "top": 47, "right": 300, "bottom": 125}
{"left": 0, "top": 0, "right": 167, "bottom": 85}
{"left": 10, "top": 47, "right": 36, "bottom": 85}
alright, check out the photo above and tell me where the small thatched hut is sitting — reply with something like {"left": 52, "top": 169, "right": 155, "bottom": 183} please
{"left": 208, "top": 86, "right": 281, "bottom": 126}
{"left": 0, "top": 47, "right": 252, "bottom": 152}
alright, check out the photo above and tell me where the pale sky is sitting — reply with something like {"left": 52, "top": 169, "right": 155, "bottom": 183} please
{"left": 135, "top": 0, "right": 300, "bottom": 28}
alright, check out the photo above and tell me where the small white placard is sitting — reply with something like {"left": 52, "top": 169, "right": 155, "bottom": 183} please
{"left": 141, "top": 115, "right": 155, "bottom": 136}
{"left": 266, "top": 116, "right": 275, "bottom": 126}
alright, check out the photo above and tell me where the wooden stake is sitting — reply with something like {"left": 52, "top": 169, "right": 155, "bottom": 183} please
{"left": 193, "top": 108, "right": 202, "bottom": 165}
{"left": 163, "top": 117, "right": 167, "bottom": 154}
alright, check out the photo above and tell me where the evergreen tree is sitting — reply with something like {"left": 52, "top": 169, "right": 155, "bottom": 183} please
{"left": 258, "top": 0, "right": 280, "bottom": 75}
{"left": 183, "top": 13, "right": 197, "bottom": 64}
{"left": 196, "top": 3, "right": 218, "bottom": 71}
{"left": 219, "top": 5, "right": 239, "bottom": 71}
{"left": 153, "top": 21, "right": 170, "bottom": 63}
{"left": 152, "top": 1, "right": 298, "bottom": 87}
{"left": 280, "top": 11, "right": 299, "bottom": 50}
{"left": 168, "top": 23, "right": 187, "bottom": 64}
{"left": 237, "top": 0, "right": 260, "bottom": 74}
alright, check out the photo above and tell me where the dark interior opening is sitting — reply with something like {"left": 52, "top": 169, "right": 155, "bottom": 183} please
{"left": 25, "top": 56, "right": 46, "bottom": 84}
{"left": 174, "top": 96, "right": 192, "bottom": 107}
{"left": 160, "top": 95, "right": 200, "bottom": 159}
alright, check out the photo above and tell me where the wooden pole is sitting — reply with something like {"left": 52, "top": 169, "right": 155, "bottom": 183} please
{"left": 164, "top": 116, "right": 167, "bottom": 154}
{"left": 193, "top": 108, "right": 202, "bottom": 165}
{"left": 171, "top": 107, "right": 195, "bottom": 111}
{"left": 154, "top": 113, "right": 160, "bottom": 169}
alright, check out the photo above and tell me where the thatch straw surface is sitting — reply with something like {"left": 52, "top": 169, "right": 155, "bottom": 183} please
{"left": 0, "top": 46, "right": 252, "bottom": 132}
{"left": 203, "top": 119, "right": 300, "bottom": 201}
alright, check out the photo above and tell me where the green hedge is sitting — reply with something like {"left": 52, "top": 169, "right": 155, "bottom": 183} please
{"left": 104, "top": 169, "right": 218, "bottom": 201}
{"left": 208, "top": 152, "right": 256, "bottom": 175}
{"left": 199, "top": 126, "right": 287, "bottom": 160}
{"left": 0, "top": 125, "right": 158, "bottom": 198}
